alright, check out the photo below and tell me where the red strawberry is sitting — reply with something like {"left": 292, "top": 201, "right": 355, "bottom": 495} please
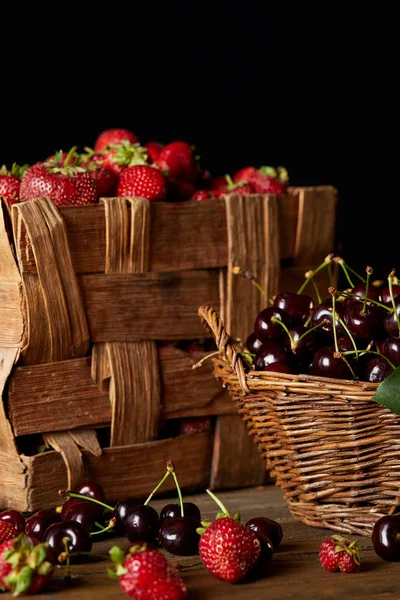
{"left": 232, "top": 166, "right": 257, "bottom": 183}
{"left": 0, "top": 163, "right": 29, "bottom": 206}
{"left": 0, "top": 533, "right": 55, "bottom": 596}
{"left": 198, "top": 490, "right": 261, "bottom": 583}
{"left": 213, "top": 174, "right": 255, "bottom": 198}
{"left": 209, "top": 175, "right": 228, "bottom": 190}
{"left": 166, "top": 179, "right": 197, "bottom": 202}
{"left": 156, "top": 141, "right": 198, "bottom": 183}
{"left": 94, "top": 128, "right": 139, "bottom": 151}
{"left": 103, "top": 141, "right": 149, "bottom": 177}
{"left": 80, "top": 148, "right": 118, "bottom": 197}
{"left": 319, "top": 535, "right": 361, "bottom": 573}
{"left": 180, "top": 417, "right": 212, "bottom": 435}
{"left": 117, "top": 165, "right": 168, "bottom": 201}
{"left": 20, "top": 148, "right": 98, "bottom": 206}
{"left": 193, "top": 190, "right": 213, "bottom": 201}
{"left": 144, "top": 141, "right": 164, "bottom": 164}
{"left": 249, "top": 166, "right": 288, "bottom": 195}
{"left": 0, "top": 522, "right": 17, "bottom": 544}
{"left": 108, "top": 543, "right": 187, "bottom": 600}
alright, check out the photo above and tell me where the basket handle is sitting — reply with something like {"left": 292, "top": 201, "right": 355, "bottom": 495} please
{"left": 198, "top": 305, "right": 249, "bottom": 394}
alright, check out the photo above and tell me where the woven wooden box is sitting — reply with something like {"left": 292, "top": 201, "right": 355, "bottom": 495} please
{"left": 0, "top": 186, "right": 337, "bottom": 512}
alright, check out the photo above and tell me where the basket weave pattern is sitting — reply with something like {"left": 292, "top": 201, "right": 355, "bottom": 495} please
{"left": 198, "top": 304, "right": 400, "bottom": 536}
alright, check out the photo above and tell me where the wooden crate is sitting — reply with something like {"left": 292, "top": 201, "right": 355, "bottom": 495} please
{"left": 0, "top": 186, "right": 337, "bottom": 511}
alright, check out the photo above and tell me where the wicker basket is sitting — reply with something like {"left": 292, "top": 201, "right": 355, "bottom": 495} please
{"left": 197, "top": 305, "right": 400, "bottom": 537}
{"left": 0, "top": 186, "right": 337, "bottom": 512}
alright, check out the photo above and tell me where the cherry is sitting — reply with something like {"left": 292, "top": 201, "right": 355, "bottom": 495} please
{"left": 0, "top": 509, "right": 26, "bottom": 534}
{"left": 159, "top": 516, "right": 200, "bottom": 556}
{"left": 311, "top": 298, "right": 346, "bottom": 338}
{"left": 61, "top": 500, "right": 103, "bottom": 532}
{"left": 265, "top": 361, "right": 295, "bottom": 373}
{"left": 73, "top": 481, "right": 105, "bottom": 503}
{"left": 25, "top": 509, "right": 63, "bottom": 542}
{"left": 344, "top": 302, "right": 380, "bottom": 339}
{"left": 43, "top": 520, "right": 92, "bottom": 561}
{"left": 273, "top": 291, "right": 312, "bottom": 325}
{"left": 245, "top": 332, "right": 263, "bottom": 354}
{"left": 283, "top": 325, "right": 321, "bottom": 364}
{"left": 160, "top": 502, "right": 201, "bottom": 523}
{"left": 383, "top": 300, "right": 400, "bottom": 337}
{"left": 351, "top": 282, "right": 379, "bottom": 302}
{"left": 362, "top": 355, "right": 393, "bottom": 383}
{"left": 372, "top": 514, "right": 400, "bottom": 561}
{"left": 61, "top": 497, "right": 103, "bottom": 520}
{"left": 254, "top": 307, "right": 290, "bottom": 342}
{"left": 380, "top": 285, "right": 400, "bottom": 305}
{"left": 311, "top": 347, "right": 351, "bottom": 379}
{"left": 382, "top": 337, "right": 400, "bottom": 367}
{"left": 254, "top": 340, "right": 290, "bottom": 371}
{"left": 123, "top": 504, "right": 160, "bottom": 544}
{"left": 245, "top": 516, "right": 283, "bottom": 552}
{"left": 114, "top": 497, "right": 144, "bottom": 532}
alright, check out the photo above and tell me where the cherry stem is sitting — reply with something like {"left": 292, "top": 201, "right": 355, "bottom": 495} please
{"left": 336, "top": 316, "right": 360, "bottom": 357}
{"left": 362, "top": 266, "right": 373, "bottom": 315}
{"left": 91, "top": 517, "right": 116, "bottom": 536}
{"left": 329, "top": 288, "right": 340, "bottom": 355}
{"left": 271, "top": 317, "right": 295, "bottom": 347}
{"left": 295, "top": 320, "right": 325, "bottom": 345}
{"left": 167, "top": 460, "right": 184, "bottom": 518}
{"left": 205, "top": 489, "right": 230, "bottom": 517}
{"left": 311, "top": 278, "right": 322, "bottom": 305}
{"left": 297, "top": 253, "right": 333, "bottom": 294}
{"left": 144, "top": 470, "right": 170, "bottom": 506}
{"left": 344, "top": 349, "right": 396, "bottom": 370}
{"left": 337, "top": 291, "right": 392, "bottom": 312}
{"left": 62, "top": 537, "right": 71, "bottom": 578}
{"left": 172, "top": 560, "right": 203, "bottom": 571}
{"left": 192, "top": 350, "right": 220, "bottom": 370}
{"left": 334, "top": 256, "right": 365, "bottom": 284}
{"left": 231, "top": 266, "right": 267, "bottom": 297}
{"left": 388, "top": 269, "right": 400, "bottom": 334}
{"left": 58, "top": 490, "right": 114, "bottom": 512}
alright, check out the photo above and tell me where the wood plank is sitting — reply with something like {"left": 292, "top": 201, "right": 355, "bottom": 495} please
{"left": 210, "top": 415, "right": 267, "bottom": 490}
{"left": 13, "top": 193, "right": 305, "bottom": 275}
{"left": 79, "top": 269, "right": 221, "bottom": 341}
{"left": 22, "top": 432, "right": 214, "bottom": 512}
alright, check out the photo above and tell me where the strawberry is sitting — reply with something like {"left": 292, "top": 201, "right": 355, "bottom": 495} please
{"left": 232, "top": 166, "right": 257, "bottom": 183}
{"left": 20, "top": 148, "right": 98, "bottom": 206}
{"left": 0, "top": 163, "right": 30, "bottom": 205}
{"left": 197, "top": 490, "right": 261, "bottom": 583}
{"left": 319, "top": 535, "right": 361, "bottom": 573}
{"left": 233, "top": 165, "right": 288, "bottom": 195}
{"left": 0, "top": 533, "right": 55, "bottom": 596}
{"left": 108, "top": 543, "right": 187, "bottom": 600}
{"left": 212, "top": 174, "right": 255, "bottom": 198}
{"left": 209, "top": 175, "right": 228, "bottom": 190}
{"left": 156, "top": 141, "right": 199, "bottom": 183}
{"left": 144, "top": 141, "right": 164, "bottom": 164}
{"left": 103, "top": 141, "right": 149, "bottom": 177}
{"left": 166, "top": 179, "right": 197, "bottom": 202}
{"left": 180, "top": 417, "right": 211, "bottom": 435}
{"left": 94, "top": 128, "right": 139, "bottom": 151}
{"left": 80, "top": 148, "right": 118, "bottom": 197}
{"left": 0, "top": 522, "right": 17, "bottom": 544}
{"left": 193, "top": 190, "right": 213, "bottom": 201}
{"left": 117, "top": 165, "right": 168, "bottom": 201}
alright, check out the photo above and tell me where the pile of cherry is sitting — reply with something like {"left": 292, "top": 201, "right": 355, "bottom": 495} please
{"left": 245, "top": 254, "right": 400, "bottom": 382}
{"left": 0, "top": 460, "right": 282, "bottom": 566}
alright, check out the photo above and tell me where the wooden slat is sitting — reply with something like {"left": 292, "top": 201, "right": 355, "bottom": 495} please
{"left": 210, "top": 415, "right": 267, "bottom": 490}
{"left": 224, "top": 194, "right": 281, "bottom": 342}
{"left": 80, "top": 269, "right": 221, "bottom": 340}
{"left": 12, "top": 192, "right": 311, "bottom": 275}
{"left": 292, "top": 186, "right": 338, "bottom": 266}
{"left": 0, "top": 451, "right": 28, "bottom": 510}
{"left": 21, "top": 431, "right": 214, "bottom": 512}
{"left": 42, "top": 431, "right": 84, "bottom": 491}
{"left": 7, "top": 349, "right": 227, "bottom": 436}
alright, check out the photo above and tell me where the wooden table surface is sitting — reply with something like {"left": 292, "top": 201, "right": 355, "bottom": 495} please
{"left": 5, "top": 484, "right": 400, "bottom": 599}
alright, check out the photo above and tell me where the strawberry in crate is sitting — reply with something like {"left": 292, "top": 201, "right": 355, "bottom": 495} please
{"left": 0, "top": 163, "right": 30, "bottom": 205}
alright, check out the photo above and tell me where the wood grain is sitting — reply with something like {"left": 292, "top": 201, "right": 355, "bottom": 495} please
{"left": 21, "top": 431, "right": 214, "bottom": 512}
{"left": 79, "top": 269, "right": 221, "bottom": 341}
{"left": 12, "top": 191, "right": 330, "bottom": 276}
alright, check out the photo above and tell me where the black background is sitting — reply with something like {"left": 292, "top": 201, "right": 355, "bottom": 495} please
{"left": 1, "top": 3, "right": 398, "bottom": 280}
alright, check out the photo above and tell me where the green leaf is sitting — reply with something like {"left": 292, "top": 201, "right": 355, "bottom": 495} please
{"left": 371, "top": 366, "right": 400, "bottom": 414}
{"left": 196, "top": 527, "right": 206, "bottom": 536}
{"left": 107, "top": 568, "right": 120, "bottom": 580}
{"left": 109, "top": 545, "right": 125, "bottom": 565}
{"left": 9, "top": 566, "right": 33, "bottom": 595}
{"left": 233, "top": 511, "right": 241, "bottom": 522}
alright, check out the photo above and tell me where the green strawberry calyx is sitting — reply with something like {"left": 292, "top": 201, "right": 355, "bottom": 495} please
{"left": 45, "top": 147, "right": 86, "bottom": 175}
{"left": 196, "top": 489, "right": 240, "bottom": 535}
{"left": 259, "top": 165, "right": 289, "bottom": 182}
{"left": 224, "top": 174, "right": 249, "bottom": 191}
{"left": 107, "top": 543, "right": 148, "bottom": 579}
{"left": 0, "top": 163, "right": 30, "bottom": 178}
{"left": 108, "top": 140, "right": 149, "bottom": 168}
{"left": 0, "top": 533, "right": 54, "bottom": 596}
{"left": 330, "top": 534, "right": 361, "bottom": 565}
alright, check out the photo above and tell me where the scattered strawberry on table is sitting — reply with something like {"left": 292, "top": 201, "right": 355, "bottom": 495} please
{"left": 0, "top": 125, "right": 289, "bottom": 206}
{"left": 319, "top": 535, "right": 361, "bottom": 573}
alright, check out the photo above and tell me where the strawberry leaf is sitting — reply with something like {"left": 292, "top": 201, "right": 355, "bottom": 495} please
{"left": 371, "top": 366, "right": 400, "bottom": 415}
{"left": 109, "top": 545, "right": 125, "bottom": 565}
{"left": 107, "top": 567, "right": 120, "bottom": 580}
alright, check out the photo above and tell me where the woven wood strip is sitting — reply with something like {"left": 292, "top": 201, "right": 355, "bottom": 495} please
{"left": 0, "top": 201, "right": 26, "bottom": 349}
{"left": 291, "top": 186, "right": 338, "bottom": 266}
{"left": 13, "top": 199, "right": 89, "bottom": 363}
{"left": 0, "top": 347, "right": 20, "bottom": 455}
{"left": 197, "top": 304, "right": 400, "bottom": 536}
{"left": 224, "top": 193, "right": 280, "bottom": 343}
{"left": 93, "top": 198, "right": 161, "bottom": 447}
{"left": 68, "top": 429, "right": 102, "bottom": 457}
{"left": 42, "top": 432, "right": 84, "bottom": 491}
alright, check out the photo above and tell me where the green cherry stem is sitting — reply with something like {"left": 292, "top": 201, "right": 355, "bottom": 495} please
{"left": 362, "top": 266, "right": 373, "bottom": 315}
{"left": 388, "top": 269, "right": 400, "bottom": 334}
{"left": 206, "top": 489, "right": 230, "bottom": 517}
{"left": 311, "top": 278, "right": 322, "bottom": 305}
{"left": 167, "top": 460, "right": 184, "bottom": 517}
{"left": 344, "top": 349, "right": 396, "bottom": 370}
{"left": 297, "top": 253, "right": 334, "bottom": 295}
{"left": 143, "top": 469, "right": 171, "bottom": 506}
{"left": 192, "top": 350, "right": 220, "bottom": 370}
{"left": 231, "top": 266, "right": 267, "bottom": 297}
{"left": 271, "top": 317, "right": 295, "bottom": 348}
{"left": 329, "top": 287, "right": 340, "bottom": 355}
{"left": 91, "top": 517, "right": 116, "bottom": 537}
{"left": 58, "top": 490, "right": 114, "bottom": 512}
{"left": 337, "top": 291, "right": 392, "bottom": 312}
